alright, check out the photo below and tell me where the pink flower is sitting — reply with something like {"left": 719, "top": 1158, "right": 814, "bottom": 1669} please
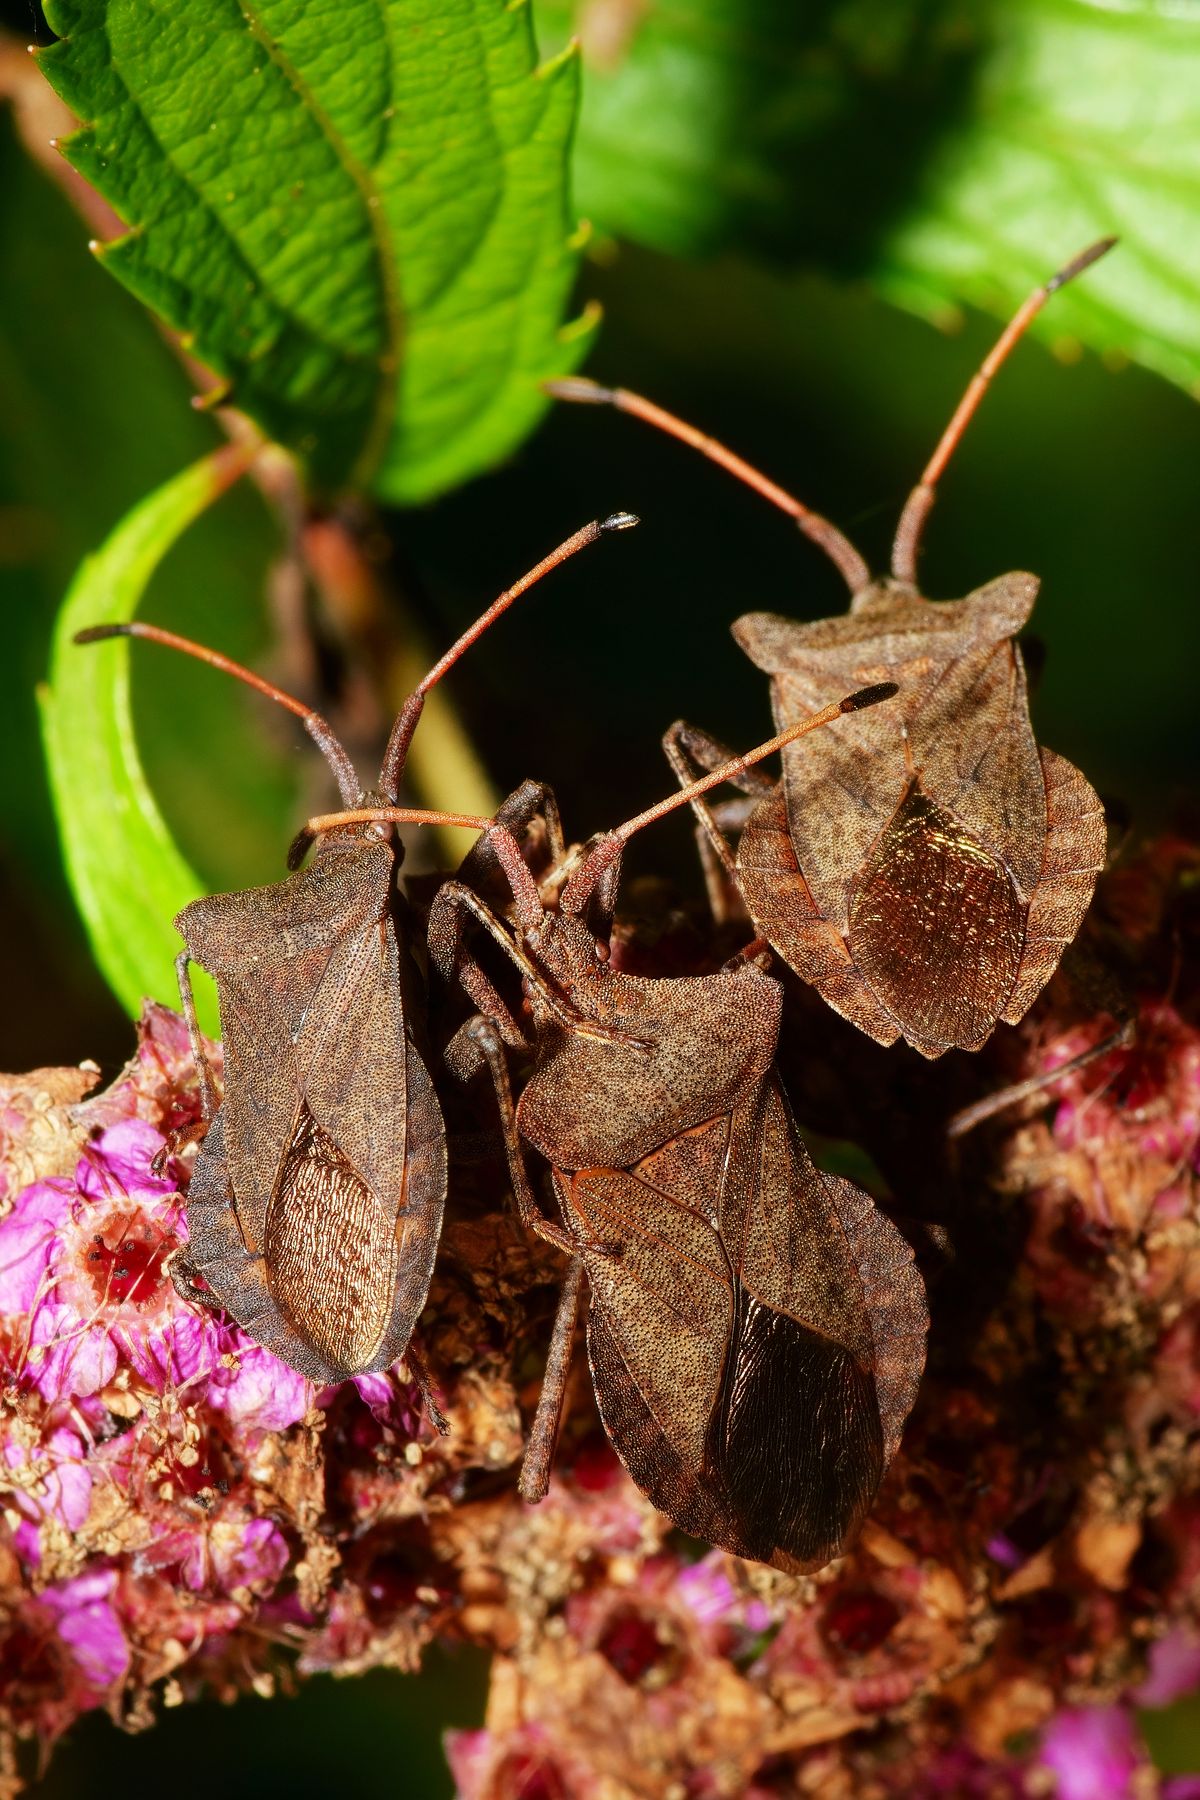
{"left": 1051, "top": 1004, "right": 1200, "bottom": 1175}
{"left": 210, "top": 1345, "right": 312, "bottom": 1434}
{"left": 1038, "top": 1706, "right": 1146, "bottom": 1800}
{"left": 673, "top": 1552, "right": 773, "bottom": 1640}
{"left": 1133, "top": 1626, "right": 1200, "bottom": 1708}
{"left": 183, "top": 1517, "right": 291, "bottom": 1597}
{"left": 38, "top": 1569, "right": 130, "bottom": 1692}
{"left": 0, "top": 1120, "right": 188, "bottom": 1402}
{"left": 675, "top": 1554, "right": 738, "bottom": 1627}
{"left": 0, "top": 1118, "right": 308, "bottom": 1416}
{"left": 3, "top": 1422, "right": 93, "bottom": 1540}
{"left": 316, "top": 1368, "right": 423, "bottom": 1435}
{"left": 0, "top": 1177, "right": 71, "bottom": 1315}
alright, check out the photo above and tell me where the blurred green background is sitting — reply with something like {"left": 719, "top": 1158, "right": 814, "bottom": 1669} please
{"left": 2, "top": 0, "right": 1199, "bottom": 1790}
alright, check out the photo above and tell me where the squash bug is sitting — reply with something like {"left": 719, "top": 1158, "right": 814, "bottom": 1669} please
{"left": 548, "top": 241, "right": 1115, "bottom": 1059}
{"left": 414, "top": 687, "right": 928, "bottom": 1572}
{"left": 74, "top": 513, "right": 637, "bottom": 1384}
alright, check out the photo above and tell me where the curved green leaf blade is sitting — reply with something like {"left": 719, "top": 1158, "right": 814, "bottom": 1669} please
{"left": 38, "top": 449, "right": 247, "bottom": 1033}
{"left": 38, "top": 0, "right": 596, "bottom": 503}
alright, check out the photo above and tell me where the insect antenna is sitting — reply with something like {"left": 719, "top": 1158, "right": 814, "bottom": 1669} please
{"left": 891, "top": 236, "right": 1117, "bottom": 585}
{"left": 560, "top": 681, "right": 899, "bottom": 913}
{"left": 545, "top": 377, "right": 869, "bottom": 596}
{"left": 377, "top": 512, "right": 639, "bottom": 800}
{"left": 284, "top": 516, "right": 639, "bottom": 867}
{"left": 78, "top": 511, "right": 639, "bottom": 845}
{"left": 74, "top": 620, "right": 361, "bottom": 804}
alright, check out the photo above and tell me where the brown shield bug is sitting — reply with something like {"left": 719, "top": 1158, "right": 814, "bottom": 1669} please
{"left": 547, "top": 241, "right": 1115, "bottom": 1059}
{"left": 417, "top": 686, "right": 929, "bottom": 1573}
{"left": 74, "top": 514, "right": 637, "bottom": 1385}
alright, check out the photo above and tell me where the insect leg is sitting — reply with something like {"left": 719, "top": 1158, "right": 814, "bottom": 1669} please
{"left": 457, "top": 1015, "right": 589, "bottom": 1501}
{"left": 455, "top": 780, "right": 567, "bottom": 896}
{"left": 518, "top": 1258, "right": 584, "bottom": 1505}
{"left": 404, "top": 1341, "right": 450, "bottom": 1435}
{"left": 175, "top": 950, "right": 220, "bottom": 1121}
{"left": 428, "top": 881, "right": 587, "bottom": 1040}
{"left": 456, "top": 1015, "right": 579, "bottom": 1258}
{"left": 663, "top": 720, "right": 770, "bottom": 921}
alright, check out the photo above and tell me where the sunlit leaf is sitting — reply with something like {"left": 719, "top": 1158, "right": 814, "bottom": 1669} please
{"left": 876, "top": 0, "right": 1200, "bottom": 398}
{"left": 538, "top": 0, "right": 1200, "bottom": 395}
{"left": 39, "top": 450, "right": 250, "bottom": 1032}
{"left": 38, "top": 0, "right": 596, "bottom": 502}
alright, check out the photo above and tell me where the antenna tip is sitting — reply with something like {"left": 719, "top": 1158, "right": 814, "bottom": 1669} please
{"left": 842, "top": 681, "right": 899, "bottom": 712}
{"left": 599, "top": 511, "right": 639, "bottom": 532}
{"left": 1047, "top": 236, "right": 1118, "bottom": 293}
{"left": 545, "top": 377, "right": 615, "bottom": 405}
{"left": 73, "top": 624, "right": 127, "bottom": 646}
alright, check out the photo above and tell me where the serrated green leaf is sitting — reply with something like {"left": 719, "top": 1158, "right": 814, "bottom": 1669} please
{"left": 875, "top": 0, "right": 1200, "bottom": 398}
{"left": 537, "top": 0, "right": 1200, "bottom": 397}
{"left": 39, "top": 450, "right": 248, "bottom": 1034}
{"left": 38, "top": 0, "right": 596, "bottom": 502}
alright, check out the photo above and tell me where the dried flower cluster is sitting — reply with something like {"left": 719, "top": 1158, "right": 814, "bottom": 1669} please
{"left": 1, "top": 836, "right": 1198, "bottom": 1797}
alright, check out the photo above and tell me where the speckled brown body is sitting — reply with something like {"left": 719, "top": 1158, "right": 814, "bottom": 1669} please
{"left": 729, "top": 575, "right": 1106, "bottom": 1058}
{"left": 553, "top": 256, "right": 1114, "bottom": 1063}
{"left": 430, "top": 793, "right": 928, "bottom": 1571}
{"left": 172, "top": 836, "right": 446, "bottom": 1384}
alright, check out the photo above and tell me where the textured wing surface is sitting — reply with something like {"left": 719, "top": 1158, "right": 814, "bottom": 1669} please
{"left": 569, "top": 1085, "right": 887, "bottom": 1571}
{"left": 564, "top": 1127, "right": 734, "bottom": 1479}
{"left": 710, "top": 1081, "right": 882, "bottom": 1569}
{"left": 743, "top": 1081, "right": 874, "bottom": 1362}
{"left": 734, "top": 578, "right": 1045, "bottom": 926}
{"left": 263, "top": 915, "right": 416, "bottom": 1376}
{"left": 704, "top": 1296, "right": 880, "bottom": 1571}
{"left": 736, "top": 787, "right": 901, "bottom": 1046}
{"left": 174, "top": 1110, "right": 348, "bottom": 1384}
{"left": 907, "top": 627, "right": 1045, "bottom": 895}
{"left": 570, "top": 1127, "right": 776, "bottom": 1561}
{"left": 294, "top": 912, "right": 408, "bottom": 1211}
{"left": 182, "top": 839, "right": 422, "bottom": 1377}
{"left": 1002, "top": 749, "right": 1107, "bottom": 1025}
{"left": 263, "top": 1100, "right": 398, "bottom": 1374}
{"left": 179, "top": 843, "right": 397, "bottom": 1251}
{"left": 822, "top": 1176, "right": 927, "bottom": 1469}
{"left": 847, "top": 779, "right": 1026, "bottom": 1056}
{"left": 178, "top": 1037, "right": 442, "bottom": 1384}
{"left": 736, "top": 597, "right": 981, "bottom": 928}
{"left": 375, "top": 1034, "right": 446, "bottom": 1370}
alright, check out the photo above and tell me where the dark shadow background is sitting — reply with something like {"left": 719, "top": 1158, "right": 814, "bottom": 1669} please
{"left": 30, "top": 1653, "right": 489, "bottom": 1800}
{"left": 1, "top": 0, "right": 1198, "bottom": 1790}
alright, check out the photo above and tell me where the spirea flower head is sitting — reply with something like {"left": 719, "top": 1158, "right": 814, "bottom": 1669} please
{"left": 1, "top": 836, "right": 1198, "bottom": 1797}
